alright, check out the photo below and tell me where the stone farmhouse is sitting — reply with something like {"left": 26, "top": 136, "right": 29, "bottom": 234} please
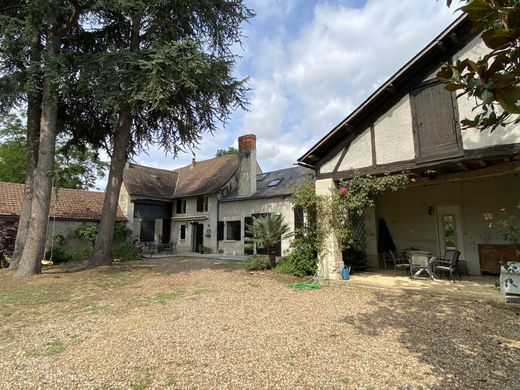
{"left": 298, "top": 16, "right": 520, "bottom": 279}
{"left": 120, "top": 134, "right": 312, "bottom": 256}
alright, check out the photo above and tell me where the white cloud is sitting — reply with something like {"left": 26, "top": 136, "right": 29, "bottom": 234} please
{"left": 127, "top": 0, "right": 464, "bottom": 186}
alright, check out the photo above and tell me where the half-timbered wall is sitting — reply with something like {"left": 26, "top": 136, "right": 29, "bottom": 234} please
{"left": 318, "top": 36, "right": 520, "bottom": 176}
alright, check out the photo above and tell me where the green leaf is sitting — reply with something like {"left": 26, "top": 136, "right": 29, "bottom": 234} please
{"left": 482, "top": 28, "right": 514, "bottom": 50}
{"left": 495, "top": 87, "right": 520, "bottom": 114}
{"left": 461, "top": 0, "right": 493, "bottom": 22}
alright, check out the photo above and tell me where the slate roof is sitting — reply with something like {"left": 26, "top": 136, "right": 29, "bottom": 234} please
{"left": 173, "top": 155, "right": 239, "bottom": 198}
{"left": 221, "top": 166, "right": 313, "bottom": 201}
{"left": 0, "top": 182, "right": 126, "bottom": 221}
{"left": 123, "top": 163, "right": 178, "bottom": 199}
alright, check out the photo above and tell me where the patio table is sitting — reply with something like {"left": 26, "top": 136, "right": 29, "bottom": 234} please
{"left": 408, "top": 251, "right": 437, "bottom": 280}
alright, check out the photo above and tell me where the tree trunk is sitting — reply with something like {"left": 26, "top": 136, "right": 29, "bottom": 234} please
{"left": 10, "top": 43, "right": 42, "bottom": 268}
{"left": 15, "top": 31, "right": 60, "bottom": 277}
{"left": 89, "top": 105, "right": 132, "bottom": 266}
{"left": 268, "top": 246, "right": 276, "bottom": 268}
{"left": 89, "top": 14, "right": 140, "bottom": 267}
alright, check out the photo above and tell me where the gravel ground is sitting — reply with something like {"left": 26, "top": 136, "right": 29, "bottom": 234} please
{"left": 0, "top": 256, "right": 519, "bottom": 390}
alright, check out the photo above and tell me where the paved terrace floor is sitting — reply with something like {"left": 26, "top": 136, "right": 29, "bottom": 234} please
{"left": 345, "top": 269, "right": 502, "bottom": 304}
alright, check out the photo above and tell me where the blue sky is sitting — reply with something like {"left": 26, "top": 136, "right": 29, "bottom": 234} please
{"left": 128, "top": 0, "right": 462, "bottom": 182}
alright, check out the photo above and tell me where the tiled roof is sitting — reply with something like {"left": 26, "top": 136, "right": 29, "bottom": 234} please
{"left": 221, "top": 166, "right": 313, "bottom": 201}
{"left": 0, "top": 182, "right": 126, "bottom": 221}
{"left": 123, "top": 164, "right": 178, "bottom": 199}
{"left": 173, "top": 155, "right": 239, "bottom": 198}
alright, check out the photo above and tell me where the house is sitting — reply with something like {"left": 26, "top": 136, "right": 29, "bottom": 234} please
{"left": 0, "top": 182, "right": 127, "bottom": 252}
{"left": 297, "top": 16, "right": 520, "bottom": 279}
{"left": 120, "top": 134, "right": 313, "bottom": 256}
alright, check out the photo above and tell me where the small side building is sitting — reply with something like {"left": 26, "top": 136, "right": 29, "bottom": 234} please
{"left": 0, "top": 182, "right": 127, "bottom": 253}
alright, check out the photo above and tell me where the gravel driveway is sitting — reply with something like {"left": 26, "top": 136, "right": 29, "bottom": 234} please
{"left": 1, "top": 256, "right": 519, "bottom": 389}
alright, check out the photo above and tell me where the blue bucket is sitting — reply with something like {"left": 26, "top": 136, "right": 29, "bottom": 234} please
{"left": 341, "top": 265, "right": 351, "bottom": 280}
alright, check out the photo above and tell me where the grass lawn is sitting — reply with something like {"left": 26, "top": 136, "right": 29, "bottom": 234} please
{"left": 0, "top": 257, "right": 519, "bottom": 389}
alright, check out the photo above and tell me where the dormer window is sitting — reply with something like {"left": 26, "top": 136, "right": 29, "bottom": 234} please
{"left": 267, "top": 179, "right": 282, "bottom": 187}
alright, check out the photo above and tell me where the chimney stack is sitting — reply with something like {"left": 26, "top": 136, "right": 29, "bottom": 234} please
{"left": 237, "top": 134, "right": 257, "bottom": 197}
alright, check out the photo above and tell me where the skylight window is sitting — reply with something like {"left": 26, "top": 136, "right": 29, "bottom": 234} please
{"left": 267, "top": 179, "right": 282, "bottom": 187}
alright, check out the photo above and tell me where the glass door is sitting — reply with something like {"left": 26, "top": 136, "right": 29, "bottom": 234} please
{"left": 436, "top": 206, "right": 464, "bottom": 258}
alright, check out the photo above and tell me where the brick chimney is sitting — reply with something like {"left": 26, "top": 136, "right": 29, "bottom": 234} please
{"left": 237, "top": 134, "right": 257, "bottom": 197}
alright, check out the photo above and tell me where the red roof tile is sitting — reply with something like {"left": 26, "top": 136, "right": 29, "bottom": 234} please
{"left": 0, "top": 182, "right": 126, "bottom": 221}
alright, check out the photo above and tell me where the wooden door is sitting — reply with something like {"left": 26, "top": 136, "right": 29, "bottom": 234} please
{"left": 410, "top": 81, "right": 462, "bottom": 162}
{"left": 192, "top": 223, "right": 204, "bottom": 252}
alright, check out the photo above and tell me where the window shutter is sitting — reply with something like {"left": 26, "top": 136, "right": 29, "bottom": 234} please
{"left": 234, "top": 220, "right": 241, "bottom": 241}
{"left": 217, "top": 221, "right": 224, "bottom": 241}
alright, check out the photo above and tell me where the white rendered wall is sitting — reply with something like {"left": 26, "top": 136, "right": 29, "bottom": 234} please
{"left": 337, "top": 128, "right": 373, "bottom": 171}
{"left": 374, "top": 95, "right": 415, "bottom": 164}
{"left": 172, "top": 195, "right": 218, "bottom": 253}
{"left": 218, "top": 196, "right": 296, "bottom": 256}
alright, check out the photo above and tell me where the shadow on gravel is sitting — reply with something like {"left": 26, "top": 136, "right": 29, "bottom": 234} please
{"left": 340, "top": 290, "right": 520, "bottom": 389}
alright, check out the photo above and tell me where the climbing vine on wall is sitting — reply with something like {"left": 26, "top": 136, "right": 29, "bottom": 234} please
{"left": 327, "top": 173, "right": 410, "bottom": 251}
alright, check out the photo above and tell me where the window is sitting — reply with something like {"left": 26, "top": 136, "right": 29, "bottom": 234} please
{"left": 226, "top": 220, "right": 241, "bottom": 241}
{"left": 267, "top": 178, "right": 282, "bottom": 187}
{"left": 176, "top": 199, "right": 186, "bottom": 214}
{"left": 196, "top": 196, "right": 208, "bottom": 212}
{"left": 217, "top": 221, "right": 224, "bottom": 241}
{"left": 180, "top": 224, "right": 186, "bottom": 240}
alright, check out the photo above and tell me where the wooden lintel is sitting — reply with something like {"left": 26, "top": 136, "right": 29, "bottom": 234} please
{"left": 408, "top": 161, "right": 520, "bottom": 188}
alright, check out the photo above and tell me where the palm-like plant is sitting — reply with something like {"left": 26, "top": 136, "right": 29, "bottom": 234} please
{"left": 245, "top": 214, "right": 291, "bottom": 267}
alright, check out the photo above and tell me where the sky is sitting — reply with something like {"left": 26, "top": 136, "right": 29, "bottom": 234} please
{"left": 127, "top": 0, "right": 463, "bottom": 183}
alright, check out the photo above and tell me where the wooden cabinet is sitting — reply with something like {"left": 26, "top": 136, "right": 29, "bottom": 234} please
{"left": 478, "top": 244, "right": 520, "bottom": 275}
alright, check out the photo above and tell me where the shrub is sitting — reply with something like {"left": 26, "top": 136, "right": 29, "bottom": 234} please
{"left": 111, "top": 244, "right": 140, "bottom": 262}
{"left": 275, "top": 237, "right": 317, "bottom": 277}
{"left": 243, "top": 255, "right": 271, "bottom": 271}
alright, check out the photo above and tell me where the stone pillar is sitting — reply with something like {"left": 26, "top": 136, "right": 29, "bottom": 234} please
{"left": 237, "top": 134, "right": 257, "bottom": 197}
{"left": 315, "top": 178, "right": 343, "bottom": 281}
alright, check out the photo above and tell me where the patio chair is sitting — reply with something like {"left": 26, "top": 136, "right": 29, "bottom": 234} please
{"left": 433, "top": 250, "right": 461, "bottom": 282}
{"left": 409, "top": 251, "right": 435, "bottom": 280}
{"left": 385, "top": 250, "right": 411, "bottom": 277}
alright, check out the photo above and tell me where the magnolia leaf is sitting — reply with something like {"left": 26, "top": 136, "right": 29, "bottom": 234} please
{"left": 461, "top": 0, "right": 493, "bottom": 22}
{"left": 495, "top": 86, "right": 520, "bottom": 114}
{"left": 482, "top": 28, "right": 514, "bottom": 50}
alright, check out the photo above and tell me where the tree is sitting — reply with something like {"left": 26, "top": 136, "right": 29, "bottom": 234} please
{"left": 87, "top": 1, "right": 253, "bottom": 267}
{"left": 0, "top": 2, "right": 44, "bottom": 270}
{"left": 0, "top": 115, "right": 107, "bottom": 188}
{"left": 216, "top": 146, "right": 238, "bottom": 157}
{"left": 245, "top": 214, "right": 291, "bottom": 267}
{"left": 438, "top": 0, "right": 520, "bottom": 130}
{"left": 14, "top": 1, "right": 95, "bottom": 277}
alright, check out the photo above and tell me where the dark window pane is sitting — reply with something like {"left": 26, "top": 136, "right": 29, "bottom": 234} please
{"left": 180, "top": 224, "right": 186, "bottom": 240}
